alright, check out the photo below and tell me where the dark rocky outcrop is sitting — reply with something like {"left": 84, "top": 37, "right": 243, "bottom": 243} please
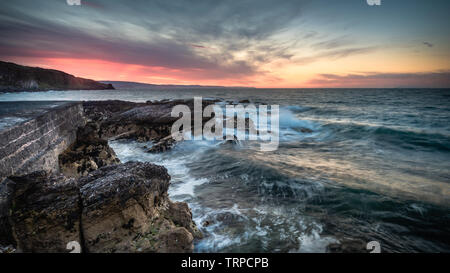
{"left": 0, "top": 179, "right": 15, "bottom": 247}
{"left": 0, "top": 98, "right": 224, "bottom": 252}
{"left": 0, "top": 61, "right": 114, "bottom": 92}
{"left": 327, "top": 239, "right": 369, "bottom": 253}
{"left": 147, "top": 135, "right": 176, "bottom": 153}
{"left": 59, "top": 122, "right": 120, "bottom": 178}
{"left": 82, "top": 100, "right": 145, "bottom": 123}
{"left": 83, "top": 99, "right": 219, "bottom": 151}
{"left": 6, "top": 162, "right": 200, "bottom": 253}
{"left": 8, "top": 172, "right": 81, "bottom": 253}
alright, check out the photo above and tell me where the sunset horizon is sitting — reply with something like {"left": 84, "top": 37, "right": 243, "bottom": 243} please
{"left": 1, "top": 0, "right": 449, "bottom": 88}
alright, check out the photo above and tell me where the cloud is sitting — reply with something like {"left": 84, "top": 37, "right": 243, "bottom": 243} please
{"left": 294, "top": 46, "right": 378, "bottom": 65}
{"left": 308, "top": 71, "right": 450, "bottom": 88}
{"left": 2, "top": 0, "right": 446, "bottom": 87}
{"left": 423, "top": 42, "right": 434, "bottom": 48}
{"left": 0, "top": 0, "right": 306, "bottom": 81}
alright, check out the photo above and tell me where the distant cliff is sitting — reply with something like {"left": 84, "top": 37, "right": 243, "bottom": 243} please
{"left": 0, "top": 61, "right": 114, "bottom": 92}
{"left": 101, "top": 81, "right": 255, "bottom": 89}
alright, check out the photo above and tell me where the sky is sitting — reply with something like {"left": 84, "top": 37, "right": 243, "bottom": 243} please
{"left": 0, "top": 0, "right": 449, "bottom": 88}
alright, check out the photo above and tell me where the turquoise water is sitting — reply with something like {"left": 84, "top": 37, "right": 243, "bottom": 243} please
{"left": 1, "top": 88, "right": 449, "bottom": 252}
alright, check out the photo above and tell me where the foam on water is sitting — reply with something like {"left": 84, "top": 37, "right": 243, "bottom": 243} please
{"left": 109, "top": 134, "right": 336, "bottom": 253}
{"left": 109, "top": 139, "right": 212, "bottom": 201}
{"left": 3, "top": 88, "right": 449, "bottom": 252}
{"left": 0, "top": 116, "right": 26, "bottom": 130}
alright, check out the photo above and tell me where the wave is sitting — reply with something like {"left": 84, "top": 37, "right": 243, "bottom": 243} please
{"left": 318, "top": 121, "right": 450, "bottom": 152}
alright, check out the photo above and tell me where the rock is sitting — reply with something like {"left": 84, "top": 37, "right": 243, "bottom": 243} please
{"left": 79, "top": 162, "right": 201, "bottom": 253}
{"left": 81, "top": 99, "right": 220, "bottom": 154}
{"left": 79, "top": 162, "right": 169, "bottom": 252}
{"left": 83, "top": 100, "right": 144, "bottom": 123}
{"left": 147, "top": 136, "right": 176, "bottom": 153}
{"left": 6, "top": 162, "right": 201, "bottom": 253}
{"left": 239, "top": 99, "right": 251, "bottom": 103}
{"left": 300, "top": 127, "right": 313, "bottom": 133}
{"left": 8, "top": 171, "right": 80, "bottom": 253}
{"left": 95, "top": 99, "right": 216, "bottom": 140}
{"left": 0, "top": 245, "right": 16, "bottom": 253}
{"left": 0, "top": 178, "right": 16, "bottom": 247}
{"left": 220, "top": 136, "right": 240, "bottom": 146}
{"left": 155, "top": 227, "right": 194, "bottom": 253}
{"left": 168, "top": 202, "right": 202, "bottom": 238}
{"left": 326, "top": 238, "right": 368, "bottom": 253}
{"left": 59, "top": 122, "right": 120, "bottom": 178}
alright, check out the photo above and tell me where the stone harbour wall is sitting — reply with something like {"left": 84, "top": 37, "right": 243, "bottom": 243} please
{"left": 0, "top": 102, "right": 86, "bottom": 182}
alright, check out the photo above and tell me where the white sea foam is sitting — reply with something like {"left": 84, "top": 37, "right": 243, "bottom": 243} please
{"left": 109, "top": 139, "right": 212, "bottom": 201}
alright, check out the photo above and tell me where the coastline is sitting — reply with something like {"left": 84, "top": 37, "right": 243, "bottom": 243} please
{"left": 0, "top": 99, "right": 208, "bottom": 253}
{"left": 1, "top": 90, "right": 449, "bottom": 253}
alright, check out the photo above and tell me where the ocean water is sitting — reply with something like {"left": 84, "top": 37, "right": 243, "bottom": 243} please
{"left": 1, "top": 88, "right": 449, "bottom": 252}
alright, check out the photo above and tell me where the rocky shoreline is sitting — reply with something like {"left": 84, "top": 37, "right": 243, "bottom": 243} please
{"left": 0, "top": 98, "right": 367, "bottom": 253}
{"left": 0, "top": 99, "right": 212, "bottom": 253}
{"left": 7, "top": 162, "right": 201, "bottom": 253}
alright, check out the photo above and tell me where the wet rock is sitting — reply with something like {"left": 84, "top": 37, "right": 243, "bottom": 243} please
{"left": 79, "top": 162, "right": 170, "bottom": 252}
{"left": 100, "top": 99, "right": 214, "bottom": 140}
{"left": 0, "top": 245, "right": 16, "bottom": 253}
{"left": 147, "top": 135, "right": 176, "bottom": 153}
{"left": 300, "top": 127, "right": 313, "bottom": 133}
{"left": 6, "top": 162, "right": 200, "bottom": 253}
{"left": 220, "top": 135, "right": 242, "bottom": 146}
{"left": 79, "top": 162, "right": 200, "bottom": 253}
{"left": 0, "top": 178, "right": 16, "bottom": 247}
{"left": 83, "top": 100, "right": 143, "bottom": 123}
{"left": 327, "top": 238, "right": 368, "bottom": 253}
{"left": 82, "top": 99, "right": 220, "bottom": 153}
{"left": 168, "top": 201, "right": 202, "bottom": 238}
{"left": 8, "top": 171, "right": 80, "bottom": 253}
{"left": 59, "top": 122, "right": 120, "bottom": 178}
{"left": 155, "top": 227, "right": 194, "bottom": 253}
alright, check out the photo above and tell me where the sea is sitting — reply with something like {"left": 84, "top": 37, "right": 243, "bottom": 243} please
{"left": 0, "top": 88, "right": 449, "bottom": 253}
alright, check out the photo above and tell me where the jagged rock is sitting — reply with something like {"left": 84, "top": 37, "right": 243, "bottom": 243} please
{"left": 0, "top": 178, "right": 16, "bottom": 246}
{"left": 220, "top": 136, "right": 241, "bottom": 146}
{"left": 83, "top": 100, "right": 144, "bottom": 123}
{"left": 147, "top": 136, "right": 176, "bottom": 153}
{"left": 155, "top": 226, "right": 194, "bottom": 253}
{"left": 326, "top": 238, "right": 368, "bottom": 253}
{"left": 8, "top": 171, "right": 80, "bottom": 253}
{"left": 79, "top": 162, "right": 201, "bottom": 253}
{"left": 6, "top": 162, "right": 200, "bottom": 253}
{"left": 0, "top": 245, "right": 15, "bottom": 253}
{"left": 59, "top": 122, "right": 120, "bottom": 177}
{"left": 300, "top": 127, "right": 313, "bottom": 133}
{"left": 168, "top": 201, "right": 202, "bottom": 238}
{"left": 78, "top": 162, "right": 170, "bottom": 252}
{"left": 81, "top": 99, "right": 222, "bottom": 153}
